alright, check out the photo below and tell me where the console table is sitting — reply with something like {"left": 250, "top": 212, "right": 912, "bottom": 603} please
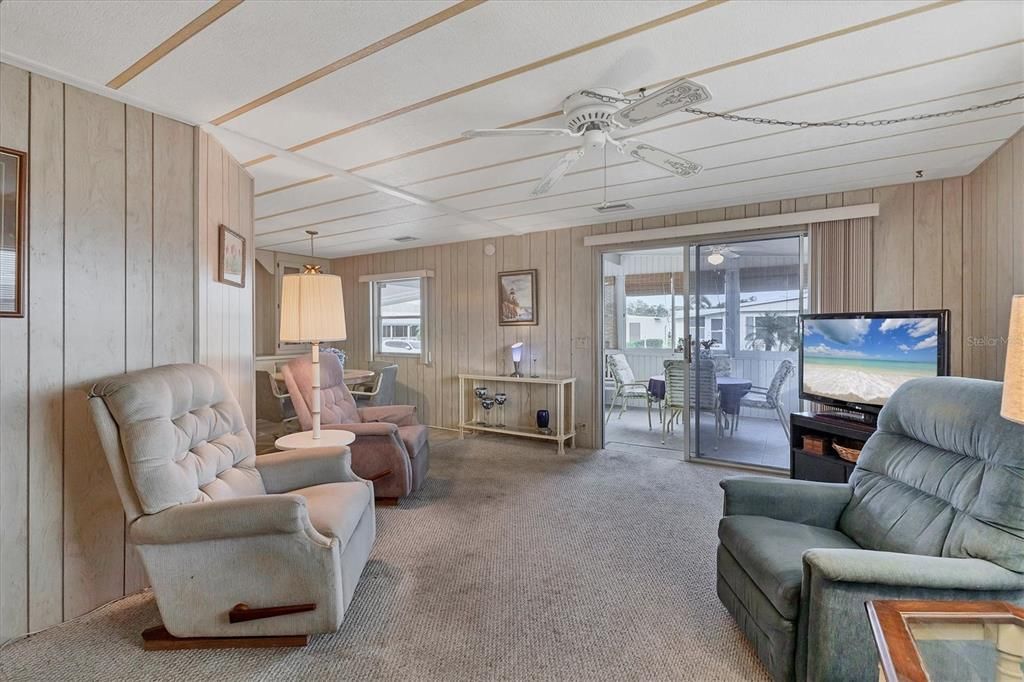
{"left": 458, "top": 374, "right": 576, "bottom": 454}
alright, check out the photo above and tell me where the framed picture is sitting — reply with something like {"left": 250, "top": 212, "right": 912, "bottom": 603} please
{"left": 1, "top": 146, "right": 27, "bottom": 317}
{"left": 498, "top": 269, "right": 538, "bottom": 326}
{"left": 218, "top": 224, "right": 246, "bottom": 288}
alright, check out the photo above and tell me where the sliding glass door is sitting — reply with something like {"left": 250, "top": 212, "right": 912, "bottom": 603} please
{"left": 691, "top": 235, "right": 806, "bottom": 469}
{"left": 601, "top": 246, "right": 691, "bottom": 459}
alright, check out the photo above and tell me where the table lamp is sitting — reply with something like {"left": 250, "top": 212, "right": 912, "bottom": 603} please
{"left": 1002, "top": 295, "right": 1023, "bottom": 424}
{"left": 279, "top": 231, "right": 347, "bottom": 440}
{"left": 510, "top": 342, "right": 525, "bottom": 377}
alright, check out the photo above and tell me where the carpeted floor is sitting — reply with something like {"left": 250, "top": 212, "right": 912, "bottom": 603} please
{"left": 0, "top": 434, "right": 769, "bottom": 682}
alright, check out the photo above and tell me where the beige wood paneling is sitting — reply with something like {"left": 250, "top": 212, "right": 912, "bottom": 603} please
{"left": 153, "top": 116, "right": 195, "bottom": 366}
{"left": 0, "top": 63, "right": 256, "bottom": 644}
{"left": 0, "top": 61, "right": 31, "bottom": 643}
{"left": 124, "top": 105, "right": 154, "bottom": 595}
{"left": 912, "top": 180, "right": 943, "bottom": 309}
{"left": 26, "top": 72, "right": 65, "bottom": 632}
{"left": 962, "top": 128, "right": 1024, "bottom": 380}
{"left": 941, "top": 178, "right": 964, "bottom": 376}
{"left": 63, "top": 84, "right": 128, "bottom": 619}
{"left": 196, "top": 130, "right": 256, "bottom": 430}
{"left": 872, "top": 184, "right": 915, "bottom": 311}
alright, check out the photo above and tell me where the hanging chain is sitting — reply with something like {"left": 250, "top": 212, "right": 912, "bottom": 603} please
{"left": 581, "top": 89, "right": 1023, "bottom": 127}
{"left": 681, "top": 95, "right": 1024, "bottom": 128}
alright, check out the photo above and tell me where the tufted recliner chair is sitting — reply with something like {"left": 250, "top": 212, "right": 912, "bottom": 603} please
{"left": 717, "top": 377, "right": 1024, "bottom": 681}
{"left": 88, "top": 363, "right": 375, "bottom": 641}
{"left": 281, "top": 353, "right": 429, "bottom": 503}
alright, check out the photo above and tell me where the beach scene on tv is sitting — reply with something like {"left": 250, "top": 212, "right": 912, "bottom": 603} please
{"left": 802, "top": 317, "right": 940, "bottom": 406}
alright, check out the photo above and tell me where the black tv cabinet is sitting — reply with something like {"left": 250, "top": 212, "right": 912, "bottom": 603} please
{"left": 790, "top": 412, "right": 876, "bottom": 483}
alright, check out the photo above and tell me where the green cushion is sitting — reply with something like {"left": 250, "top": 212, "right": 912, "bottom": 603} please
{"left": 718, "top": 515, "right": 860, "bottom": 620}
{"left": 840, "top": 378, "right": 1024, "bottom": 572}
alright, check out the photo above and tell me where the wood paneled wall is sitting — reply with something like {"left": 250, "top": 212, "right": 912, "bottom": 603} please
{"left": 333, "top": 147, "right": 1023, "bottom": 446}
{"left": 0, "top": 64, "right": 194, "bottom": 640}
{"left": 963, "top": 128, "right": 1024, "bottom": 380}
{"left": 196, "top": 130, "right": 256, "bottom": 431}
{"left": 0, "top": 65, "right": 256, "bottom": 644}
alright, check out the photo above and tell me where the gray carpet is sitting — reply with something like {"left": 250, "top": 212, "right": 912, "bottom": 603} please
{"left": 1, "top": 435, "right": 769, "bottom": 681}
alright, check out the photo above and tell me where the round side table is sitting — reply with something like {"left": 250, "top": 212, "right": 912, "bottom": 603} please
{"left": 275, "top": 429, "right": 355, "bottom": 451}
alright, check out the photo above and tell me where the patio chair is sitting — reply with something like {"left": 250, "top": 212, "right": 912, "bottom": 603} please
{"left": 352, "top": 363, "right": 398, "bottom": 406}
{"left": 736, "top": 359, "right": 795, "bottom": 438}
{"left": 662, "top": 359, "right": 721, "bottom": 445}
{"left": 605, "top": 353, "right": 656, "bottom": 429}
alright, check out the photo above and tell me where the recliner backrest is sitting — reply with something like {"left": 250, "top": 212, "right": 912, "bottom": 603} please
{"left": 840, "top": 377, "right": 1024, "bottom": 572}
{"left": 89, "top": 364, "right": 264, "bottom": 519}
{"left": 282, "top": 352, "right": 360, "bottom": 429}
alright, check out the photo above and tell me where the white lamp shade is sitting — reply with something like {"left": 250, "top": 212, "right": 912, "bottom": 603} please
{"left": 511, "top": 342, "right": 524, "bottom": 362}
{"left": 279, "top": 272, "right": 347, "bottom": 342}
{"left": 1002, "top": 295, "right": 1024, "bottom": 424}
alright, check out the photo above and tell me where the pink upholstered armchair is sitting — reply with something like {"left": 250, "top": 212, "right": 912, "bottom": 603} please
{"left": 281, "top": 353, "right": 429, "bottom": 504}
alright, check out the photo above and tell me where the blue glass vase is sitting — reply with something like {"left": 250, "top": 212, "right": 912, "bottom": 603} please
{"left": 536, "top": 409, "right": 550, "bottom": 430}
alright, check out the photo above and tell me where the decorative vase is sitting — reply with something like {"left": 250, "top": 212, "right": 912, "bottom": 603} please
{"left": 536, "top": 409, "right": 550, "bottom": 430}
{"left": 494, "top": 392, "right": 507, "bottom": 427}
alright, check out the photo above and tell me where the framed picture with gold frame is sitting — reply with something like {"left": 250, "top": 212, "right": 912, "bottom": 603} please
{"left": 498, "top": 269, "right": 538, "bottom": 326}
{"left": 1, "top": 146, "right": 27, "bottom": 318}
{"left": 218, "top": 224, "right": 246, "bottom": 288}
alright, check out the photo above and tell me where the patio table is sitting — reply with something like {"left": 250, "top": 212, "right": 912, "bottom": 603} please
{"left": 647, "top": 374, "right": 752, "bottom": 423}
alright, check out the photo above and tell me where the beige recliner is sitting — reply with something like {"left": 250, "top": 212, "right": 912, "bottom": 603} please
{"left": 88, "top": 363, "right": 375, "bottom": 644}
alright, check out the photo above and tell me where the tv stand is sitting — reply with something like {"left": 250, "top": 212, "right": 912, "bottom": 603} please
{"left": 811, "top": 410, "right": 877, "bottom": 428}
{"left": 790, "top": 412, "right": 876, "bottom": 483}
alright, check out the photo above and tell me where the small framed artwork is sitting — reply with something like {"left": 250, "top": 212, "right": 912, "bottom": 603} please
{"left": 1, "top": 146, "right": 27, "bottom": 317}
{"left": 498, "top": 269, "right": 538, "bottom": 326}
{"left": 218, "top": 224, "right": 246, "bottom": 288}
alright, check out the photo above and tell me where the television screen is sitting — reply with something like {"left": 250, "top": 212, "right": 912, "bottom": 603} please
{"left": 800, "top": 311, "right": 949, "bottom": 410}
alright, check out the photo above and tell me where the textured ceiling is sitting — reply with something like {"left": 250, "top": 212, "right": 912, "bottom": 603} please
{"left": 2, "top": 0, "right": 1022, "bottom": 257}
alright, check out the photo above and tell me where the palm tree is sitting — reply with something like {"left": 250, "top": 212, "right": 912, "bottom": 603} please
{"left": 745, "top": 313, "right": 798, "bottom": 351}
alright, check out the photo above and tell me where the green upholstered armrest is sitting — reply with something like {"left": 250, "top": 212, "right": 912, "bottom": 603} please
{"left": 130, "top": 494, "right": 324, "bottom": 546}
{"left": 720, "top": 475, "right": 852, "bottom": 529}
{"left": 256, "top": 446, "right": 363, "bottom": 493}
{"left": 803, "top": 549, "right": 1024, "bottom": 591}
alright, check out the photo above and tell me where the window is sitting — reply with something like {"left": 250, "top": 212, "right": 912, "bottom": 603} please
{"left": 710, "top": 317, "right": 724, "bottom": 345}
{"left": 373, "top": 278, "right": 423, "bottom": 357}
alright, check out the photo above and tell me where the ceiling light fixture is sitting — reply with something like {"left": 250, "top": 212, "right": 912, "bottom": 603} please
{"left": 707, "top": 252, "right": 725, "bottom": 266}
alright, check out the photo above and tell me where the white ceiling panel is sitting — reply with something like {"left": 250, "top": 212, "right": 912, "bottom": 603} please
{"left": 225, "top": 1, "right": 704, "bottom": 150}
{"left": 0, "top": 0, "right": 212, "bottom": 84}
{"left": 4, "top": 0, "right": 1021, "bottom": 257}
{"left": 288, "top": 0, "right": 926, "bottom": 172}
{"left": 120, "top": 1, "right": 455, "bottom": 123}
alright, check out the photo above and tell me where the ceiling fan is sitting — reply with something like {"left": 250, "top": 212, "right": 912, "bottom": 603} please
{"left": 705, "top": 245, "right": 740, "bottom": 265}
{"left": 462, "top": 77, "right": 711, "bottom": 197}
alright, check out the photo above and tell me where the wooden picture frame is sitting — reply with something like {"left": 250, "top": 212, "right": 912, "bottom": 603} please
{"left": 218, "top": 224, "right": 246, "bottom": 288}
{"left": 0, "top": 146, "right": 27, "bottom": 317}
{"left": 498, "top": 269, "right": 538, "bottom": 326}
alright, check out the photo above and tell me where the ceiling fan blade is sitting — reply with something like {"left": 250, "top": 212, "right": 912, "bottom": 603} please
{"left": 612, "top": 78, "right": 712, "bottom": 128}
{"left": 462, "top": 128, "right": 576, "bottom": 139}
{"left": 531, "top": 148, "right": 585, "bottom": 196}
{"left": 619, "top": 140, "right": 702, "bottom": 177}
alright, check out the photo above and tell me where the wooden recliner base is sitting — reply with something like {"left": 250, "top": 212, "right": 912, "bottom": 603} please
{"left": 142, "top": 602, "right": 317, "bottom": 650}
{"left": 141, "top": 625, "right": 308, "bottom": 650}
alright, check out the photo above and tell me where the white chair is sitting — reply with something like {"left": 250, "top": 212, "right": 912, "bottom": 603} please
{"left": 605, "top": 353, "right": 656, "bottom": 429}
{"left": 662, "top": 358, "right": 721, "bottom": 445}
{"left": 736, "top": 359, "right": 795, "bottom": 438}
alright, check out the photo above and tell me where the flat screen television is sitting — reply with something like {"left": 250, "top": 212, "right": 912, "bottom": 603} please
{"left": 799, "top": 310, "right": 950, "bottom": 415}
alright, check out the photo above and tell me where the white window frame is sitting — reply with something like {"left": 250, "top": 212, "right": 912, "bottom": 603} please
{"left": 362, "top": 270, "right": 432, "bottom": 363}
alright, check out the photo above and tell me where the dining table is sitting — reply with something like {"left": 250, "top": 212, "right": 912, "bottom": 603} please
{"left": 273, "top": 368, "right": 375, "bottom": 386}
{"left": 646, "top": 374, "right": 752, "bottom": 435}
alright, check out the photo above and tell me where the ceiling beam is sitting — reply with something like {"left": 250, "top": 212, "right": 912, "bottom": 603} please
{"left": 203, "top": 124, "right": 519, "bottom": 235}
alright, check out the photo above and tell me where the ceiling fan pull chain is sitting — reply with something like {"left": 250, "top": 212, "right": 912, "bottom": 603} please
{"left": 681, "top": 94, "right": 1023, "bottom": 128}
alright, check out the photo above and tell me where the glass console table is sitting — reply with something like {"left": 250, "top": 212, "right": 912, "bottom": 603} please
{"left": 867, "top": 600, "right": 1024, "bottom": 682}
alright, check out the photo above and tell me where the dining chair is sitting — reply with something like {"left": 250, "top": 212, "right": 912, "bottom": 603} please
{"left": 662, "top": 359, "right": 721, "bottom": 445}
{"left": 736, "top": 359, "right": 795, "bottom": 438}
{"left": 352, "top": 364, "right": 398, "bottom": 406}
{"left": 605, "top": 353, "right": 655, "bottom": 429}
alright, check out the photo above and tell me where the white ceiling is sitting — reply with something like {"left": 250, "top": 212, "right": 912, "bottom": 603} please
{"left": 2, "top": 0, "right": 1022, "bottom": 258}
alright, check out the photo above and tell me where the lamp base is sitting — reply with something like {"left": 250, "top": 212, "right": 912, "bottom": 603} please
{"left": 510, "top": 360, "right": 524, "bottom": 378}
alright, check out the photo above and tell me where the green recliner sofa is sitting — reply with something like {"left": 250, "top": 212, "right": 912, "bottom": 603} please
{"left": 716, "top": 377, "right": 1024, "bottom": 681}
